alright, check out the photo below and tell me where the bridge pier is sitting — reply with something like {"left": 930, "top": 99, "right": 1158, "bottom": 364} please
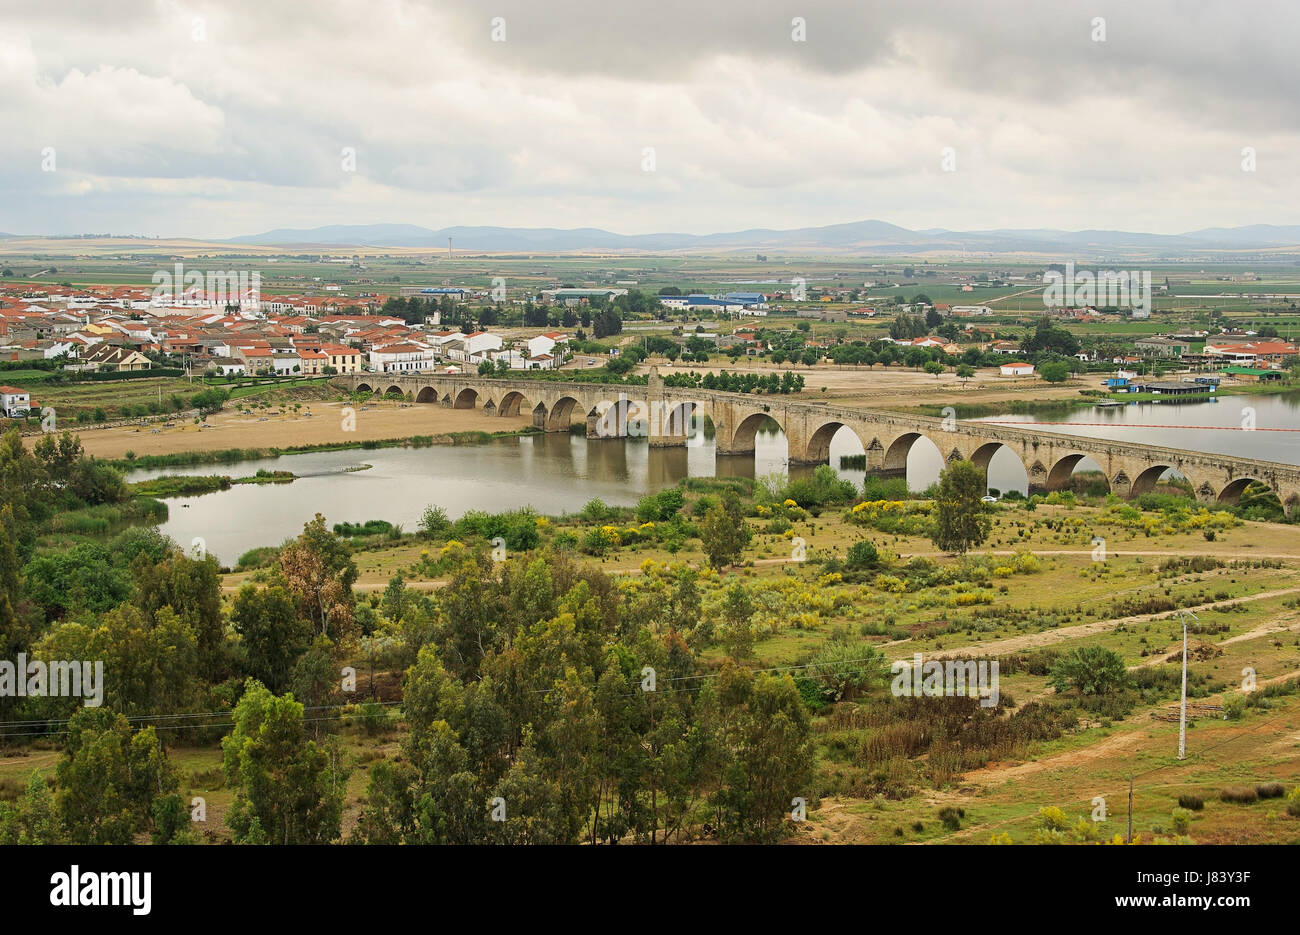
{"left": 713, "top": 419, "right": 754, "bottom": 457}
{"left": 327, "top": 374, "right": 1300, "bottom": 513}
{"left": 865, "top": 438, "right": 885, "bottom": 472}
{"left": 647, "top": 400, "right": 691, "bottom": 448}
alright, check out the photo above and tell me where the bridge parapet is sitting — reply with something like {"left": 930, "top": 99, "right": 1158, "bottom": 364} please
{"left": 331, "top": 373, "right": 1300, "bottom": 512}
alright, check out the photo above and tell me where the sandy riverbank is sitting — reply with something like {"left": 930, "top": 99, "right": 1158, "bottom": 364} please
{"left": 61, "top": 400, "right": 533, "bottom": 459}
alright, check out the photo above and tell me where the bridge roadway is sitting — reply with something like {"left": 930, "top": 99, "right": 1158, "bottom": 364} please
{"left": 333, "top": 370, "right": 1300, "bottom": 512}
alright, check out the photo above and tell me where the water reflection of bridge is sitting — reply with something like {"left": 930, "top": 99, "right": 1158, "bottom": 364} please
{"left": 335, "top": 371, "right": 1300, "bottom": 513}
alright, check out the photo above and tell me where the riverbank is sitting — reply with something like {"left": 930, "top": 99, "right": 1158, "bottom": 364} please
{"left": 107, "top": 427, "right": 542, "bottom": 471}
{"left": 49, "top": 399, "right": 534, "bottom": 460}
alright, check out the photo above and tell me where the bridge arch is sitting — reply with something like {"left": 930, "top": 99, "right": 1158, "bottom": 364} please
{"left": 1125, "top": 464, "right": 1182, "bottom": 499}
{"left": 1045, "top": 453, "right": 1110, "bottom": 495}
{"left": 731, "top": 412, "right": 784, "bottom": 456}
{"left": 970, "top": 441, "right": 1029, "bottom": 495}
{"left": 415, "top": 386, "right": 439, "bottom": 403}
{"left": 593, "top": 398, "right": 642, "bottom": 438}
{"left": 383, "top": 384, "right": 405, "bottom": 398}
{"left": 1046, "top": 453, "right": 1088, "bottom": 491}
{"left": 545, "top": 395, "right": 583, "bottom": 432}
{"left": 661, "top": 400, "right": 700, "bottom": 440}
{"left": 497, "top": 390, "right": 532, "bottom": 417}
{"left": 804, "top": 421, "right": 866, "bottom": 464}
{"left": 1217, "top": 476, "right": 1284, "bottom": 508}
{"left": 354, "top": 382, "right": 374, "bottom": 394}
{"left": 453, "top": 387, "right": 479, "bottom": 410}
{"left": 882, "top": 432, "right": 924, "bottom": 473}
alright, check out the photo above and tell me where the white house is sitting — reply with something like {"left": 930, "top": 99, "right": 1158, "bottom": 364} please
{"left": 369, "top": 342, "right": 435, "bottom": 373}
{"left": 444, "top": 332, "right": 503, "bottom": 363}
{"left": 492, "top": 349, "right": 558, "bottom": 371}
{"left": 40, "top": 340, "right": 78, "bottom": 359}
{"left": 526, "top": 332, "right": 568, "bottom": 358}
{"left": 270, "top": 352, "right": 303, "bottom": 375}
{"left": 207, "top": 358, "right": 247, "bottom": 377}
{"left": 0, "top": 385, "right": 32, "bottom": 418}
{"left": 462, "top": 331, "right": 503, "bottom": 357}
{"left": 999, "top": 362, "right": 1035, "bottom": 377}
{"left": 425, "top": 330, "right": 462, "bottom": 353}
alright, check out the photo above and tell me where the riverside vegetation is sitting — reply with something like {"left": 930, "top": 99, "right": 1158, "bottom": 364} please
{"left": 1, "top": 425, "right": 1298, "bottom": 845}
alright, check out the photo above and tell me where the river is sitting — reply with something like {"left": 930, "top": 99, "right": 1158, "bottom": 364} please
{"left": 129, "top": 392, "right": 1300, "bottom": 564}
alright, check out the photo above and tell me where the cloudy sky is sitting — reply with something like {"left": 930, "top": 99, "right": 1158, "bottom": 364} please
{"left": 1, "top": 0, "right": 1296, "bottom": 239}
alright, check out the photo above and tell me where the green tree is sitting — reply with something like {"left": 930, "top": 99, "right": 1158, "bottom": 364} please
{"left": 132, "top": 548, "right": 224, "bottom": 671}
{"left": 222, "top": 680, "right": 349, "bottom": 845}
{"left": 35, "top": 604, "right": 199, "bottom": 719}
{"left": 231, "top": 578, "right": 311, "bottom": 692}
{"left": 719, "top": 580, "right": 755, "bottom": 661}
{"left": 930, "top": 459, "right": 992, "bottom": 554}
{"left": 708, "top": 666, "right": 813, "bottom": 841}
{"left": 1040, "top": 361, "right": 1070, "bottom": 383}
{"left": 56, "top": 708, "right": 177, "bottom": 844}
{"left": 698, "top": 491, "right": 751, "bottom": 569}
{"left": 1048, "top": 646, "right": 1131, "bottom": 696}
{"left": 0, "top": 771, "right": 63, "bottom": 844}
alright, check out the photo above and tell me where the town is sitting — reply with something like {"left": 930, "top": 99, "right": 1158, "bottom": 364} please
{"left": 1, "top": 270, "right": 1295, "bottom": 412}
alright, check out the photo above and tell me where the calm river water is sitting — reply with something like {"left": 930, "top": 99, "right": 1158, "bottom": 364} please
{"left": 131, "top": 393, "right": 1300, "bottom": 565}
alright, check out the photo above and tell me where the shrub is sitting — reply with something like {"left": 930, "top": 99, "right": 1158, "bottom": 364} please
{"left": 938, "top": 806, "right": 964, "bottom": 831}
{"left": 804, "top": 641, "right": 883, "bottom": 703}
{"left": 1048, "top": 646, "right": 1131, "bottom": 696}
{"left": 846, "top": 539, "right": 880, "bottom": 571}
{"left": 1037, "top": 806, "right": 1070, "bottom": 832}
{"left": 419, "top": 505, "right": 451, "bottom": 538}
{"left": 356, "top": 701, "right": 390, "bottom": 736}
{"left": 1256, "top": 782, "right": 1286, "bottom": 799}
{"left": 580, "top": 498, "right": 614, "bottom": 522}
{"left": 635, "top": 488, "right": 685, "bottom": 522}
{"left": 1171, "top": 807, "right": 1192, "bottom": 835}
{"left": 1177, "top": 794, "right": 1204, "bottom": 811}
{"left": 782, "top": 465, "right": 856, "bottom": 508}
{"left": 1219, "top": 786, "right": 1258, "bottom": 804}
{"left": 235, "top": 546, "right": 281, "bottom": 571}
{"left": 1287, "top": 787, "right": 1300, "bottom": 818}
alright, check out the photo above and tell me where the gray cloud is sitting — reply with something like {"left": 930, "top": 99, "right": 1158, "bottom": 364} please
{"left": 0, "top": 0, "right": 1295, "bottom": 238}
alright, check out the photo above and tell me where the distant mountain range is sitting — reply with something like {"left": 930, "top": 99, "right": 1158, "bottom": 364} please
{"left": 225, "top": 220, "right": 1300, "bottom": 255}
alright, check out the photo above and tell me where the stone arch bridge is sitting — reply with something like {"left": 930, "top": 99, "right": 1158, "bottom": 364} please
{"left": 334, "top": 371, "right": 1300, "bottom": 512}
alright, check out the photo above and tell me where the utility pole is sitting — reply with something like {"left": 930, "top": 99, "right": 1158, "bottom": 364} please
{"left": 1126, "top": 775, "right": 1133, "bottom": 844}
{"left": 1176, "top": 609, "right": 1198, "bottom": 760}
{"left": 1179, "top": 617, "right": 1188, "bottom": 760}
